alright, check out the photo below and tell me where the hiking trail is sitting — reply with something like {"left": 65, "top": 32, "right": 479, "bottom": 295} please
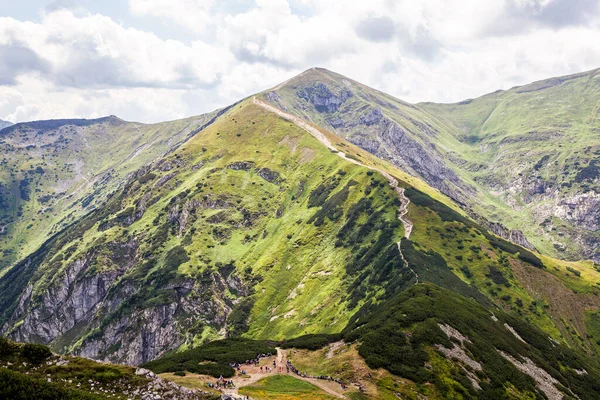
{"left": 252, "top": 97, "right": 418, "bottom": 284}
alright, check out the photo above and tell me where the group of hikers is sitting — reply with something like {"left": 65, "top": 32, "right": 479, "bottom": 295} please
{"left": 229, "top": 352, "right": 274, "bottom": 371}
{"left": 208, "top": 376, "right": 235, "bottom": 389}
{"left": 285, "top": 359, "right": 348, "bottom": 390}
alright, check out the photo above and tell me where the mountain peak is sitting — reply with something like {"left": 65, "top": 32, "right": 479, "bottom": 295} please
{"left": 270, "top": 67, "right": 351, "bottom": 92}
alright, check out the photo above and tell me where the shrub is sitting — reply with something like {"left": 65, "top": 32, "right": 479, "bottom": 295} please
{"left": 486, "top": 266, "right": 509, "bottom": 285}
{"left": 517, "top": 250, "right": 544, "bottom": 269}
{"left": 307, "top": 179, "right": 339, "bottom": 208}
{"left": 142, "top": 338, "right": 276, "bottom": 378}
{"left": 22, "top": 343, "right": 52, "bottom": 364}
{"left": 0, "top": 368, "right": 102, "bottom": 400}
{"left": 0, "top": 336, "right": 17, "bottom": 357}
{"left": 138, "top": 172, "right": 156, "bottom": 184}
{"left": 280, "top": 334, "right": 342, "bottom": 350}
{"left": 226, "top": 297, "right": 255, "bottom": 337}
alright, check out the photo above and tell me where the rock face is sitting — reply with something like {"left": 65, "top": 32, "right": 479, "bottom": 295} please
{"left": 555, "top": 192, "right": 600, "bottom": 232}
{"left": 375, "top": 118, "right": 475, "bottom": 204}
{"left": 482, "top": 221, "right": 536, "bottom": 251}
{"left": 3, "top": 241, "right": 247, "bottom": 365}
{"left": 294, "top": 82, "right": 475, "bottom": 205}
{"left": 296, "top": 83, "right": 352, "bottom": 113}
{"left": 7, "top": 246, "right": 213, "bottom": 364}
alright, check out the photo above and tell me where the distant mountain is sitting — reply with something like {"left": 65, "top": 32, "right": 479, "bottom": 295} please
{"left": 0, "top": 112, "right": 222, "bottom": 270}
{"left": 262, "top": 67, "right": 600, "bottom": 262}
{"left": 0, "top": 119, "right": 13, "bottom": 131}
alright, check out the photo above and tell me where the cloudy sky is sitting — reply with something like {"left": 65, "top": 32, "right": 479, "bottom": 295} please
{"left": 1, "top": 0, "right": 599, "bottom": 123}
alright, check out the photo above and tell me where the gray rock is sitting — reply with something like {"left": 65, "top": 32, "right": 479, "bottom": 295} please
{"left": 296, "top": 83, "right": 352, "bottom": 113}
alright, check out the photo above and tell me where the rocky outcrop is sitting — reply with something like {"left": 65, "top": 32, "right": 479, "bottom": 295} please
{"left": 376, "top": 118, "right": 475, "bottom": 203}
{"left": 257, "top": 168, "right": 281, "bottom": 184}
{"left": 296, "top": 83, "right": 352, "bottom": 113}
{"left": 6, "top": 240, "right": 139, "bottom": 344}
{"left": 348, "top": 135, "right": 381, "bottom": 154}
{"left": 487, "top": 222, "right": 536, "bottom": 251}
{"left": 74, "top": 270, "right": 247, "bottom": 365}
{"left": 326, "top": 116, "right": 345, "bottom": 129}
{"left": 359, "top": 107, "right": 384, "bottom": 125}
{"left": 227, "top": 161, "right": 255, "bottom": 171}
{"left": 555, "top": 192, "right": 600, "bottom": 232}
{"left": 3, "top": 231, "right": 250, "bottom": 365}
{"left": 133, "top": 368, "right": 215, "bottom": 399}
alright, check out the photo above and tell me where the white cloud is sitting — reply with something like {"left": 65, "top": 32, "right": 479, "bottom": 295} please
{"left": 0, "top": 0, "right": 599, "bottom": 123}
{"left": 128, "top": 0, "right": 216, "bottom": 33}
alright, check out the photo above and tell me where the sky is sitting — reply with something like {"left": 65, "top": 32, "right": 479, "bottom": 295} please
{"left": 0, "top": 0, "right": 599, "bottom": 123}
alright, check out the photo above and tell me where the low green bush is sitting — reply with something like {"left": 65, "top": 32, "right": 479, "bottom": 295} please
{"left": 280, "top": 334, "right": 342, "bottom": 350}
{"left": 22, "top": 343, "right": 52, "bottom": 364}
{"left": 0, "top": 336, "right": 17, "bottom": 357}
{"left": 142, "top": 338, "right": 276, "bottom": 378}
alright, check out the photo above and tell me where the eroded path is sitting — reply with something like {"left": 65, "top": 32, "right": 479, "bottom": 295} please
{"left": 253, "top": 97, "right": 418, "bottom": 284}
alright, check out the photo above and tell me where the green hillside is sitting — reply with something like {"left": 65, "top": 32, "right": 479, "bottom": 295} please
{"left": 263, "top": 67, "right": 600, "bottom": 263}
{"left": 420, "top": 68, "right": 600, "bottom": 262}
{"left": 144, "top": 284, "right": 600, "bottom": 399}
{"left": 0, "top": 112, "right": 221, "bottom": 271}
{"left": 1, "top": 69, "right": 600, "bottom": 399}
{"left": 0, "top": 336, "right": 216, "bottom": 399}
{"left": 0, "top": 101, "right": 416, "bottom": 365}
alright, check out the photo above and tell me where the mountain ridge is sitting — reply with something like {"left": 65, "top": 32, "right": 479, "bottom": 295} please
{"left": 0, "top": 119, "right": 13, "bottom": 131}
{"left": 261, "top": 66, "right": 600, "bottom": 262}
{"left": 2, "top": 67, "right": 600, "bottom": 399}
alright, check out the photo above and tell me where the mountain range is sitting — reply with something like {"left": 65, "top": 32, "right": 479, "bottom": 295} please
{"left": 0, "top": 120, "right": 12, "bottom": 130}
{"left": 1, "top": 67, "right": 600, "bottom": 399}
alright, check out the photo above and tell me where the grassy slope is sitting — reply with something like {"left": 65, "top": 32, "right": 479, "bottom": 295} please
{"left": 420, "top": 68, "right": 600, "bottom": 259}
{"left": 403, "top": 185, "right": 600, "bottom": 353}
{"left": 0, "top": 101, "right": 412, "bottom": 359}
{"left": 262, "top": 77, "right": 600, "bottom": 355}
{"left": 345, "top": 283, "right": 600, "bottom": 399}
{"left": 146, "top": 284, "right": 600, "bottom": 399}
{"left": 268, "top": 67, "right": 600, "bottom": 263}
{"left": 0, "top": 337, "right": 219, "bottom": 400}
{"left": 0, "top": 113, "right": 218, "bottom": 272}
{"left": 239, "top": 375, "right": 338, "bottom": 400}
{"left": 0, "top": 337, "right": 186, "bottom": 400}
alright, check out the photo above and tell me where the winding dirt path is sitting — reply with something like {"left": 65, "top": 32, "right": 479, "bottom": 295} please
{"left": 252, "top": 97, "right": 418, "bottom": 284}
{"left": 0, "top": 221, "right": 15, "bottom": 234}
